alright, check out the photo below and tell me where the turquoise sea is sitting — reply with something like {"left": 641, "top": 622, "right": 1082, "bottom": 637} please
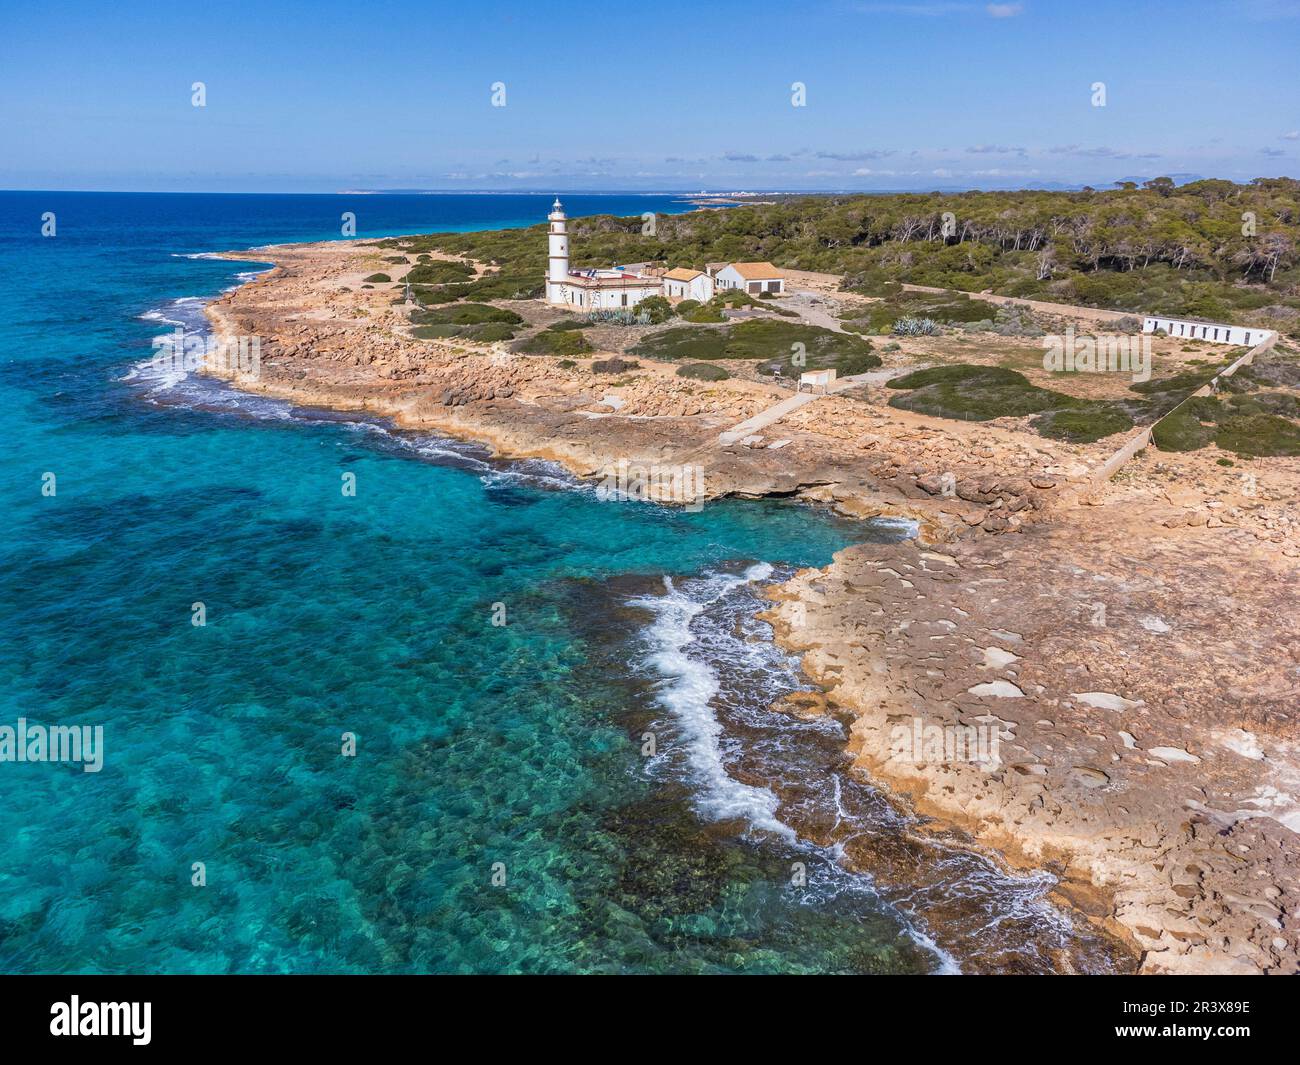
{"left": 0, "top": 192, "right": 1123, "bottom": 973}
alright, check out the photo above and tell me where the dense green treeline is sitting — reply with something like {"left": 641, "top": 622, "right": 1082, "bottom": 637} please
{"left": 380, "top": 178, "right": 1300, "bottom": 336}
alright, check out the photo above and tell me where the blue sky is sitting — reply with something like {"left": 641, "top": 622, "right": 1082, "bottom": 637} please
{"left": 1, "top": 0, "right": 1297, "bottom": 192}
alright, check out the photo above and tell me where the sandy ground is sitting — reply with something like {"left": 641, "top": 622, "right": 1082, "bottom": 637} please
{"left": 202, "top": 237, "right": 1300, "bottom": 973}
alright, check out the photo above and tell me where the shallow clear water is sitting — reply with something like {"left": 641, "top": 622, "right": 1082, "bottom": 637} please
{"left": 0, "top": 192, "right": 1118, "bottom": 974}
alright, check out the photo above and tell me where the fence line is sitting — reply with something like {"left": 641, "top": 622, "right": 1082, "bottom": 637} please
{"left": 1091, "top": 329, "right": 1278, "bottom": 485}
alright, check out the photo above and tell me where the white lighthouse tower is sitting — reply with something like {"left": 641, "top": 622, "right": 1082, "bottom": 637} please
{"left": 546, "top": 197, "right": 569, "bottom": 304}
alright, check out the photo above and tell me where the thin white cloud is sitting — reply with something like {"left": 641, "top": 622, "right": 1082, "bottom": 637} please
{"left": 986, "top": 3, "right": 1023, "bottom": 16}
{"left": 816, "top": 149, "right": 896, "bottom": 160}
{"left": 1049, "top": 144, "right": 1160, "bottom": 160}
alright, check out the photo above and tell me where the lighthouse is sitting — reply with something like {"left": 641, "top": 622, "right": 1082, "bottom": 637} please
{"left": 546, "top": 197, "right": 569, "bottom": 304}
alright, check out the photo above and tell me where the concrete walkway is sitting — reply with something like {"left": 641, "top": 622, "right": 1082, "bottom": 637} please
{"left": 771, "top": 292, "right": 849, "bottom": 333}
{"left": 718, "top": 391, "right": 820, "bottom": 445}
{"left": 716, "top": 366, "right": 915, "bottom": 445}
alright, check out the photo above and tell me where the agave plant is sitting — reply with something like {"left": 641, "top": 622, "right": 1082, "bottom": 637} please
{"left": 586, "top": 309, "right": 652, "bottom": 327}
{"left": 892, "top": 316, "right": 938, "bottom": 336}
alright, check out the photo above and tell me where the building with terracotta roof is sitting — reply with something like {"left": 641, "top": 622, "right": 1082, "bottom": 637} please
{"left": 711, "top": 261, "right": 786, "bottom": 296}
{"left": 662, "top": 267, "right": 715, "bottom": 302}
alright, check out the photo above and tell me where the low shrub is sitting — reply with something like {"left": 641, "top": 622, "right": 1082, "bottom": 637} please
{"left": 404, "top": 260, "right": 475, "bottom": 286}
{"left": 515, "top": 329, "right": 593, "bottom": 356}
{"left": 677, "top": 362, "right": 730, "bottom": 381}
{"left": 630, "top": 319, "right": 879, "bottom": 375}
{"left": 412, "top": 303, "right": 523, "bottom": 326}
{"left": 713, "top": 289, "right": 762, "bottom": 309}
{"left": 634, "top": 295, "right": 673, "bottom": 324}
{"left": 411, "top": 285, "right": 472, "bottom": 305}
{"left": 888, "top": 364, "right": 1079, "bottom": 422}
{"left": 681, "top": 303, "right": 726, "bottom": 323}
{"left": 461, "top": 272, "right": 543, "bottom": 301}
{"left": 1032, "top": 406, "right": 1134, "bottom": 443}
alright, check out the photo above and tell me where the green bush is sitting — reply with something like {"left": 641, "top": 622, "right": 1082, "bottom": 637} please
{"left": 591, "top": 357, "right": 639, "bottom": 374}
{"left": 469, "top": 322, "right": 517, "bottom": 342}
{"left": 627, "top": 326, "right": 726, "bottom": 361}
{"left": 634, "top": 295, "right": 673, "bottom": 324}
{"left": 1032, "top": 406, "right": 1134, "bottom": 443}
{"left": 677, "top": 362, "right": 730, "bottom": 381}
{"left": 408, "top": 303, "right": 522, "bottom": 342}
{"left": 713, "top": 289, "right": 762, "bottom": 309}
{"left": 887, "top": 365, "right": 1075, "bottom": 421}
{"left": 1214, "top": 413, "right": 1300, "bottom": 457}
{"left": 682, "top": 303, "right": 726, "bottom": 323}
{"left": 461, "top": 272, "right": 543, "bottom": 301}
{"left": 411, "top": 285, "right": 472, "bottom": 305}
{"left": 1150, "top": 403, "right": 1215, "bottom": 450}
{"left": 412, "top": 303, "right": 523, "bottom": 326}
{"left": 630, "top": 320, "right": 878, "bottom": 375}
{"left": 363, "top": 273, "right": 392, "bottom": 283}
{"left": 404, "top": 260, "right": 474, "bottom": 286}
{"left": 516, "top": 329, "right": 593, "bottom": 357}
{"left": 546, "top": 318, "right": 591, "bottom": 331}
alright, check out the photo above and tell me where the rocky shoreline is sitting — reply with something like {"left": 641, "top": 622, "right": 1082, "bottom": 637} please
{"left": 201, "top": 237, "right": 1300, "bottom": 974}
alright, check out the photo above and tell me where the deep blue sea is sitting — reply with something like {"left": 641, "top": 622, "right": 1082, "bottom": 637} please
{"left": 0, "top": 192, "right": 1120, "bottom": 974}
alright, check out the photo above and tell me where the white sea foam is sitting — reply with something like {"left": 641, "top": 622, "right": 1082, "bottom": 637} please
{"left": 632, "top": 566, "right": 792, "bottom": 839}
{"left": 624, "top": 560, "right": 1117, "bottom": 974}
{"left": 629, "top": 561, "right": 967, "bottom": 971}
{"left": 869, "top": 515, "right": 921, "bottom": 536}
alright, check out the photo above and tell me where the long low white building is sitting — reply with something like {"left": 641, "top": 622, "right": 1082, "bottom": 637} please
{"left": 1142, "top": 316, "right": 1267, "bottom": 347}
{"left": 549, "top": 268, "right": 664, "bottom": 310}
